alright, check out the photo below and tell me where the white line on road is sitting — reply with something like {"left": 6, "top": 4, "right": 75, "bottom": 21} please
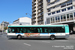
{"left": 24, "top": 43, "right": 31, "bottom": 46}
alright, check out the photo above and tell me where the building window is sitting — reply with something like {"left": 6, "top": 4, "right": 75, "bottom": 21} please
{"left": 68, "top": 7, "right": 70, "bottom": 10}
{"left": 55, "top": 17, "right": 57, "bottom": 20}
{"left": 67, "top": 2, "right": 72, "bottom": 6}
{"left": 63, "top": 15, "right": 66, "bottom": 19}
{"left": 47, "top": 0, "right": 50, "bottom": 3}
{"left": 48, "top": 13, "right": 51, "bottom": 15}
{"left": 46, "top": 18, "right": 50, "bottom": 24}
{"left": 47, "top": 8, "right": 51, "bottom": 12}
{"left": 53, "top": 17, "right": 54, "bottom": 22}
{"left": 61, "top": 15, "right": 63, "bottom": 19}
{"left": 67, "top": 0, "right": 72, "bottom": 6}
{"left": 61, "top": 3, "right": 66, "bottom": 8}
{"left": 57, "top": 10, "right": 60, "bottom": 13}
{"left": 74, "top": 12, "right": 75, "bottom": 17}
{"left": 51, "top": 18, "right": 52, "bottom": 21}
{"left": 67, "top": 6, "right": 73, "bottom": 10}
{"left": 52, "top": 6, "right": 55, "bottom": 9}
{"left": 58, "top": 16, "right": 60, "bottom": 20}
{"left": 56, "top": 5, "right": 60, "bottom": 8}
{"left": 52, "top": 12, "right": 55, "bottom": 14}
{"left": 70, "top": 13, "right": 73, "bottom": 18}
{"left": 62, "top": 8, "right": 66, "bottom": 12}
{"left": 67, "top": 14, "right": 69, "bottom": 18}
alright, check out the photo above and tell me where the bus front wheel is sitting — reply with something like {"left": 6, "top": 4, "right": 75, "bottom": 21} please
{"left": 50, "top": 35, "right": 55, "bottom": 40}
{"left": 17, "top": 35, "right": 22, "bottom": 39}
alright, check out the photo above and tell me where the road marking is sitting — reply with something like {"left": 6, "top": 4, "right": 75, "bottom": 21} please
{"left": 24, "top": 43, "right": 31, "bottom": 46}
{"left": 55, "top": 40, "right": 69, "bottom": 42}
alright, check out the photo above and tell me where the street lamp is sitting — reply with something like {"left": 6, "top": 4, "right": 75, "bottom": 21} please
{"left": 26, "top": 13, "right": 32, "bottom": 25}
{"left": 26, "top": 13, "right": 32, "bottom": 16}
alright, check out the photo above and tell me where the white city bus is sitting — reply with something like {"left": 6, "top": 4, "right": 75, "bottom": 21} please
{"left": 7, "top": 25, "right": 69, "bottom": 40}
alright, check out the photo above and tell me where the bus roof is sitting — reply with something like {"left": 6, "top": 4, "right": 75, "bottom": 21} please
{"left": 8, "top": 25, "right": 68, "bottom": 27}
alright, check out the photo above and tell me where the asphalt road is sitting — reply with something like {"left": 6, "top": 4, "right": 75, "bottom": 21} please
{"left": 0, "top": 33, "right": 75, "bottom": 50}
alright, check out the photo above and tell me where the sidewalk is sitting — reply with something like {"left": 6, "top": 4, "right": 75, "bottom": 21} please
{"left": 69, "top": 34, "right": 75, "bottom": 39}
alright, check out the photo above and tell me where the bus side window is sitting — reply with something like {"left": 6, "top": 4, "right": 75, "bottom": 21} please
{"left": 12, "top": 29, "right": 14, "bottom": 33}
{"left": 19, "top": 28, "right": 23, "bottom": 33}
{"left": 38, "top": 28, "right": 42, "bottom": 33}
{"left": 38, "top": 28, "right": 40, "bottom": 33}
{"left": 48, "top": 28, "right": 54, "bottom": 33}
{"left": 37, "top": 28, "right": 42, "bottom": 33}
{"left": 26, "top": 28, "right": 30, "bottom": 33}
{"left": 44, "top": 28, "right": 47, "bottom": 33}
{"left": 23, "top": 28, "right": 26, "bottom": 33}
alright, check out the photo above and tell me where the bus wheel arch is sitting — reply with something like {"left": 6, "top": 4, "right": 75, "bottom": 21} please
{"left": 17, "top": 35, "right": 22, "bottom": 39}
{"left": 50, "top": 35, "right": 56, "bottom": 40}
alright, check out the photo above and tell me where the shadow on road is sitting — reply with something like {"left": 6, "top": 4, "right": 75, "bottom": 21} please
{"left": 8, "top": 38, "right": 67, "bottom": 40}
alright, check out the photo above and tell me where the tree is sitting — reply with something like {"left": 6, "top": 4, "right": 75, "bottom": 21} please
{"left": 4, "top": 27, "right": 8, "bottom": 30}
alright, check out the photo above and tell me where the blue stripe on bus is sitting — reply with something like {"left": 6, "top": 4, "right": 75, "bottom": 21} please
{"left": 16, "top": 33, "right": 23, "bottom": 34}
{"left": 40, "top": 33, "right": 56, "bottom": 34}
{"left": 49, "top": 33, "right": 55, "bottom": 34}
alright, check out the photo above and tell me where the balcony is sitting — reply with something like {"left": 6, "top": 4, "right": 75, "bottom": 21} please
{"left": 32, "top": 22, "right": 36, "bottom": 25}
{"left": 69, "top": 18, "right": 73, "bottom": 20}
{"left": 32, "top": 2, "right": 36, "bottom": 6}
{"left": 38, "top": 0, "right": 42, "bottom": 2}
{"left": 61, "top": 5, "right": 66, "bottom": 8}
{"left": 51, "top": 6, "right": 60, "bottom": 12}
{"left": 38, "top": 21, "right": 43, "bottom": 25}
{"left": 67, "top": 18, "right": 69, "bottom": 21}
{"left": 32, "top": 5, "right": 36, "bottom": 9}
{"left": 32, "top": 12, "right": 36, "bottom": 15}
{"left": 55, "top": 20, "right": 60, "bottom": 23}
{"left": 51, "top": 21, "right": 55, "bottom": 23}
{"left": 66, "top": 18, "right": 73, "bottom": 21}
{"left": 32, "top": 19, "right": 36, "bottom": 21}
{"left": 32, "top": 8, "right": 36, "bottom": 12}
{"left": 38, "top": 10, "right": 41, "bottom": 13}
{"left": 32, "top": 19, "right": 36, "bottom": 23}
{"left": 61, "top": 19, "right": 66, "bottom": 22}
{"left": 38, "top": 2, "right": 43, "bottom": 6}
{"left": 38, "top": 18, "right": 43, "bottom": 21}
{"left": 38, "top": 14, "right": 43, "bottom": 17}
{"left": 47, "top": 0, "right": 68, "bottom": 8}
{"left": 32, "top": 16, "right": 36, "bottom": 19}
{"left": 67, "top": 3, "right": 72, "bottom": 6}
{"left": 38, "top": 6, "right": 42, "bottom": 10}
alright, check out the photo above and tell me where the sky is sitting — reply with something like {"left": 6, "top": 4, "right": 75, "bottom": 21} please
{"left": 0, "top": 0, "right": 32, "bottom": 24}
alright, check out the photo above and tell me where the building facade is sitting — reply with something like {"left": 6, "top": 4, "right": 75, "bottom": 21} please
{"left": 32, "top": 0, "right": 43, "bottom": 25}
{"left": 0, "top": 21, "right": 9, "bottom": 31}
{"left": 44, "top": 0, "right": 75, "bottom": 32}
{"left": 13, "top": 17, "right": 31, "bottom": 25}
{"left": 0, "top": 24, "right": 2, "bottom": 31}
{"left": 32, "top": 0, "right": 75, "bottom": 32}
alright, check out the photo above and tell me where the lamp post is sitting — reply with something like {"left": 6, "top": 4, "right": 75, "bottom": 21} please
{"left": 26, "top": 13, "right": 32, "bottom": 17}
{"left": 26, "top": 13, "right": 32, "bottom": 25}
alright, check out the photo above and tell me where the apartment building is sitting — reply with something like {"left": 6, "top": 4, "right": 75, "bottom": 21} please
{"left": 44, "top": 0, "right": 75, "bottom": 32}
{"left": 13, "top": 17, "right": 31, "bottom": 25}
{"left": 32, "top": 0, "right": 43, "bottom": 25}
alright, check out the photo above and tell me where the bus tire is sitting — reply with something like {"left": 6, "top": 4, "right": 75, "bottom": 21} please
{"left": 17, "top": 35, "right": 22, "bottom": 39}
{"left": 50, "top": 35, "right": 55, "bottom": 40}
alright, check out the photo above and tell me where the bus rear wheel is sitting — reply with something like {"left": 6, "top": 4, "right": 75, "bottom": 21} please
{"left": 50, "top": 35, "right": 55, "bottom": 40}
{"left": 17, "top": 35, "right": 22, "bottom": 39}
